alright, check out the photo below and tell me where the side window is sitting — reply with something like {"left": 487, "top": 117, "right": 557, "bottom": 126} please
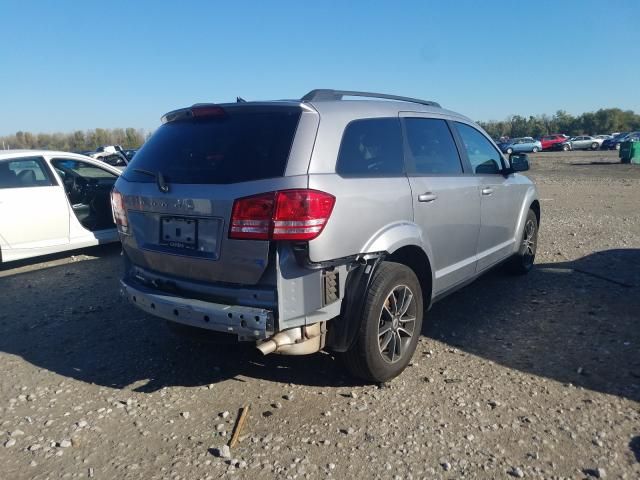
{"left": 51, "top": 159, "right": 118, "bottom": 181}
{"left": 0, "top": 157, "right": 55, "bottom": 189}
{"left": 336, "top": 118, "right": 404, "bottom": 176}
{"left": 404, "top": 118, "right": 463, "bottom": 175}
{"left": 454, "top": 122, "right": 504, "bottom": 175}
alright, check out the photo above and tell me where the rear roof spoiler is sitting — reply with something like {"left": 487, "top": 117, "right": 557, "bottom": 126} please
{"left": 301, "top": 89, "right": 441, "bottom": 108}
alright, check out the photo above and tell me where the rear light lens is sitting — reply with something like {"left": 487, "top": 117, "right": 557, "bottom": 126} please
{"left": 110, "top": 188, "right": 129, "bottom": 234}
{"left": 229, "top": 192, "right": 275, "bottom": 240}
{"left": 229, "top": 189, "right": 335, "bottom": 241}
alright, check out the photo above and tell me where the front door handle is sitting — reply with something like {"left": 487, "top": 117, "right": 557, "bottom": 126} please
{"left": 481, "top": 187, "right": 493, "bottom": 196}
{"left": 418, "top": 192, "right": 438, "bottom": 203}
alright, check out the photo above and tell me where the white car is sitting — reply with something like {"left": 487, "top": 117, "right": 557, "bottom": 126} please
{"left": 592, "top": 134, "right": 612, "bottom": 147}
{"left": 0, "top": 150, "right": 121, "bottom": 263}
{"left": 90, "top": 145, "right": 129, "bottom": 168}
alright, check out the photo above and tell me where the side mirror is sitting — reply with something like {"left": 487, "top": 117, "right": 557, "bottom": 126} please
{"left": 509, "top": 153, "right": 529, "bottom": 172}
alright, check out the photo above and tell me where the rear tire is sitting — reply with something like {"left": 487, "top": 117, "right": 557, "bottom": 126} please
{"left": 591, "top": 142, "right": 599, "bottom": 150}
{"left": 343, "top": 262, "right": 423, "bottom": 383}
{"left": 562, "top": 144, "right": 570, "bottom": 151}
{"left": 506, "top": 209, "right": 538, "bottom": 275}
{"left": 532, "top": 146, "right": 539, "bottom": 153}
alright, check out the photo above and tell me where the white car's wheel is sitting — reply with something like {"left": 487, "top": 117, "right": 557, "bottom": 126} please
{"left": 532, "top": 147, "right": 539, "bottom": 153}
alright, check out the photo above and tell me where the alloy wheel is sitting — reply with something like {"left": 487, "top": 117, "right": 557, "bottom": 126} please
{"left": 377, "top": 285, "right": 417, "bottom": 363}
{"left": 522, "top": 218, "right": 537, "bottom": 266}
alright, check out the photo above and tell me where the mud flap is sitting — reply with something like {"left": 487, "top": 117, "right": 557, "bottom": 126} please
{"left": 326, "top": 254, "right": 385, "bottom": 352}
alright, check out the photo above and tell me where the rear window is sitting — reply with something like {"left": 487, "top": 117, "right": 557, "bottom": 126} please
{"left": 123, "top": 107, "right": 302, "bottom": 184}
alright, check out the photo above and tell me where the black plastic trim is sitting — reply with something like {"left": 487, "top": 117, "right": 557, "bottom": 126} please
{"left": 326, "top": 254, "right": 386, "bottom": 352}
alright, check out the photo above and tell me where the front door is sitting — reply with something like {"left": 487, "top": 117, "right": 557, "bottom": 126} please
{"left": 0, "top": 156, "right": 69, "bottom": 250}
{"left": 453, "top": 122, "right": 523, "bottom": 272}
{"left": 401, "top": 115, "right": 481, "bottom": 296}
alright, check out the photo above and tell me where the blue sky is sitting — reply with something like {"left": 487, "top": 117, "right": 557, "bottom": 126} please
{"left": 0, "top": 0, "right": 638, "bottom": 135}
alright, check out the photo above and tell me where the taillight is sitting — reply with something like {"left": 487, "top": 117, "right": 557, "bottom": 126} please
{"left": 229, "top": 189, "right": 335, "bottom": 241}
{"left": 110, "top": 188, "right": 129, "bottom": 234}
{"left": 229, "top": 192, "right": 275, "bottom": 240}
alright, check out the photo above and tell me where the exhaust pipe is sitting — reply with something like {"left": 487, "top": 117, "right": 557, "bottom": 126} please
{"left": 257, "top": 322, "right": 326, "bottom": 356}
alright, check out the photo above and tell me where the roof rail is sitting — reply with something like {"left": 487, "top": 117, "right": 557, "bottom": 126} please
{"left": 301, "top": 89, "right": 441, "bottom": 108}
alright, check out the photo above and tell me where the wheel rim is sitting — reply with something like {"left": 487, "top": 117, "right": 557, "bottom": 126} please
{"left": 522, "top": 218, "right": 537, "bottom": 266}
{"left": 377, "top": 285, "right": 416, "bottom": 364}
{"left": 533, "top": 147, "right": 538, "bottom": 152}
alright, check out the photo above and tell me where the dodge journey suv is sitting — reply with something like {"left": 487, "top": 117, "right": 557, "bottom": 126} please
{"left": 112, "top": 89, "right": 540, "bottom": 382}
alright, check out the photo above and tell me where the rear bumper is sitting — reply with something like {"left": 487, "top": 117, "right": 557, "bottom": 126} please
{"left": 120, "top": 279, "right": 275, "bottom": 341}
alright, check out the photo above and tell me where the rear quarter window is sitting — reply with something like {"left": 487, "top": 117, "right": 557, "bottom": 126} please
{"left": 336, "top": 118, "right": 404, "bottom": 176}
{"left": 123, "top": 107, "right": 302, "bottom": 184}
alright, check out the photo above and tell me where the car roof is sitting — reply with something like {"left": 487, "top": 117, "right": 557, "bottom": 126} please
{"left": 0, "top": 149, "right": 95, "bottom": 159}
{"left": 0, "top": 149, "right": 122, "bottom": 175}
{"left": 304, "top": 99, "right": 471, "bottom": 122}
{"left": 209, "top": 90, "right": 474, "bottom": 124}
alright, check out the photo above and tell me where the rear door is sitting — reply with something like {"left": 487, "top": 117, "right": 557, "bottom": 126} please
{"left": 453, "top": 122, "right": 523, "bottom": 272}
{"left": 0, "top": 156, "right": 69, "bottom": 249}
{"left": 114, "top": 105, "right": 311, "bottom": 285}
{"left": 401, "top": 114, "right": 480, "bottom": 295}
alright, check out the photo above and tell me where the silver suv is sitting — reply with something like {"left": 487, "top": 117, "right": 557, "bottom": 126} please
{"left": 112, "top": 90, "right": 540, "bottom": 382}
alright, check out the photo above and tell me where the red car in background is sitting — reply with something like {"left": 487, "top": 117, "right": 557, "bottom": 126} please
{"left": 540, "top": 134, "right": 569, "bottom": 150}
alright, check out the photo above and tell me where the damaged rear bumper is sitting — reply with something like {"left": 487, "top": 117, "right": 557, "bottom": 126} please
{"left": 120, "top": 279, "right": 275, "bottom": 341}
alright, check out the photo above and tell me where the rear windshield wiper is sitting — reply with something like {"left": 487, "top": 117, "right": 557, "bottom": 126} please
{"left": 133, "top": 168, "right": 169, "bottom": 193}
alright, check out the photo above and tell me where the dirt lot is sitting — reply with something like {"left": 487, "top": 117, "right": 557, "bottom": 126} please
{"left": 1, "top": 150, "right": 639, "bottom": 479}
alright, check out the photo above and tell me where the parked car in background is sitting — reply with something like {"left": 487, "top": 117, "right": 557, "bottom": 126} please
{"left": 593, "top": 134, "right": 612, "bottom": 144}
{"left": 123, "top": 149, "right": 138, "bottom": 162}
{"left": 113, "top": 89, "right": 540, "bottom": 382}
{"left": 611, "top": 131, "right": 640, "bottom": 149}
{"left": 0, "top": 150, "right": 120, "bottom": 263}
{"left": 91, "top": 145, "right": 129, "bottom": 167}
{"left": 560, "top": 136, "right": 601, "bottom": 151}
{"left": 497, "top": 137, "right": 542, "bottom": 154}
{"left": 540, "top": 134, "right": 568, "bottom": 150}
{"left": 601, "top": 132, "right": 630, "bottom": 150}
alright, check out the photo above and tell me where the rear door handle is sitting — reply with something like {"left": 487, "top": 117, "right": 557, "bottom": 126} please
{"left": 481, "top": 187, "right": 493, "bottom": 196}
{"left": 418, "top": 193, "right": 437, "bottom": 203}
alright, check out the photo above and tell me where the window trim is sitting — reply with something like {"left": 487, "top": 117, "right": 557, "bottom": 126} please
{"left": 451, "top": 121, "right": 507, "bottom": 176}
{"left": 335, "top": 117, "right": 407, "bottom": 178}
{"left": 0, "top": 156, "right": 57, "bottom": 189}
{"left": 400, "top": 117, "right": 466, "bottom": 177}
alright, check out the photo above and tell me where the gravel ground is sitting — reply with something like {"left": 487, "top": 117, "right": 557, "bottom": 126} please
{"left": 1, "top": 150, "right": 639, "bottom": 479}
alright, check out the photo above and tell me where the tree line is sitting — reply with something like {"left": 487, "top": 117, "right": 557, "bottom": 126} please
{"left": 478, "top": 108, "right": 640, "bottom": 140}
{"left": 0, "top": 128, "right": 148, "bottom": 152}
{"left": 2, "top": 107, "right": 639, "bottom": 150}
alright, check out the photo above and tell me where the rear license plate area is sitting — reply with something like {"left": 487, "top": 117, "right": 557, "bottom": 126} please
{"left": 160, "top": 217, "right": 198, "bottom": 250}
